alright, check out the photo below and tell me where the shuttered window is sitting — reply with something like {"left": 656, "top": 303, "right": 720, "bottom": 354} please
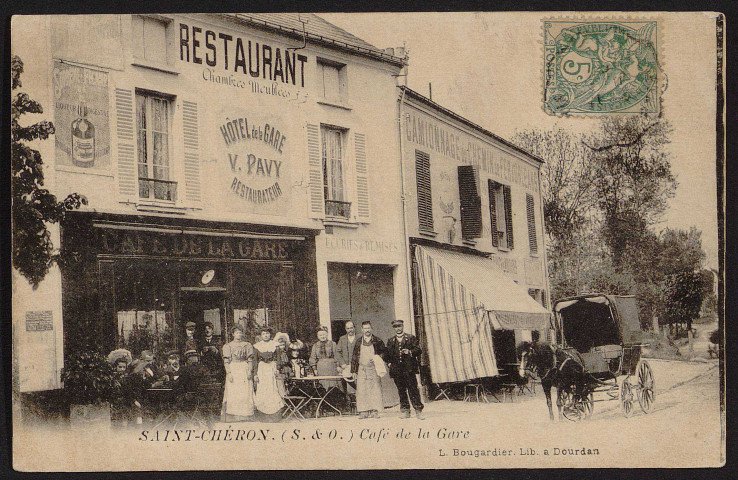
{"left": 488, "top": 179, "right": 499, "bottom": 247}
{"left": 415, "top": 150, "right": 433, "bottom": 232}
{"left": 354, "top": 133, "right": 370, "bottom": 222}
{"left": 182, "top": 100, "right": 200, "bottom": 203}
{"left": 115, "top": 88, "right": 136, "bottom": 198}
{"left": 306, "top": 124, "right": 324, "bottom": 218}
{"left": 458, "top": 165, "right": 482, "bottom": 240}
{"left": 526, "top": 193, "right": 538, "bottom": 255}
{"left": 489, "top": 180, "right": 513, "bottom": 249}
{"left": 503, "top": 184, "right": 514, "bottom": 249}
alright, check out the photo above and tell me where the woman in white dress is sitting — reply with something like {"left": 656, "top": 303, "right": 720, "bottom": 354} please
{"left": 253, "top": 327, "right": 285, "bottom": 417}
{"left": 221, "top": 325, "right": 255, "bottom": 421}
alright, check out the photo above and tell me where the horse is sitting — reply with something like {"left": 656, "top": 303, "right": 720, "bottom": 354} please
{"left": 517, "top": 341, "right": 590, "bottom": 421}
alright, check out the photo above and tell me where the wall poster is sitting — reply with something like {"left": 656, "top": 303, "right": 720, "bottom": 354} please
{"left": 52, "top": 61, "right": 110, "bottom": 171}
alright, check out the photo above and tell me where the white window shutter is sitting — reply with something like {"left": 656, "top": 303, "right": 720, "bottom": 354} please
{"left": 306, "top": 123, "right": 325, "bottom": 218}
{"left": 354, "top": 132, "right": 370, "bottom": 222}
{"left": 182, "top": 100, "right": 201, "bottom": 204}
{"left": 115, "top": 88, "right": 136, "bottom": 198}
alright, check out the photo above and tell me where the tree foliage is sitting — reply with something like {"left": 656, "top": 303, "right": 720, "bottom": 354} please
{"left": 512, "top": 127, "right": 598, "bottom": 250}
{"left": 661, "top": 271, "right": 706, "bottom": 331}
{"left": 514, "top": 113, "right": 708, "bottom": 332}
{"left": 584, "top": 113, "right": 677, "bottom": 266}
{"left": 12, "top": 55, "right": 87, "bottom": 288}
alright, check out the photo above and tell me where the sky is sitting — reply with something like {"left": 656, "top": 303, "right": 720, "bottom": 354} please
{"left": 321, "top": 12, "right": 721, "bottom": 270}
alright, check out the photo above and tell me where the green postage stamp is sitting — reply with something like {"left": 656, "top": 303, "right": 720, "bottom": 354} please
{"left": 543, "top": 20, "right": 659, "bottom": 115}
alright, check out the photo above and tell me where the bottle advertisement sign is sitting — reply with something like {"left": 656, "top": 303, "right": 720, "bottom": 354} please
{"left": 52, "top": 61, "right": 110, "bottom": 170}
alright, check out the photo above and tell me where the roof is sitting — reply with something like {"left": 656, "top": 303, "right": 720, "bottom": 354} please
{"left": 400, "top": 86, "right": 545, "bottom": 165}
{"left": 220, "top": 13, "right": 406, "bottom": 67}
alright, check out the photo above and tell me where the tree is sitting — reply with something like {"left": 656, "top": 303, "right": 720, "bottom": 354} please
{"left": 661, "top": 271, "right": 706, "bottom": 332}
{"left": 512, "top": 127, "right": 598, "bottom": 250}
{"left": 584, "top": 113, "right": 677, "bottom": 266}
{"left": 12, "top": 55, "right": 86, "bottom": 288}
{"left": 512, "top": 127, "right": 600, "bottom": 301}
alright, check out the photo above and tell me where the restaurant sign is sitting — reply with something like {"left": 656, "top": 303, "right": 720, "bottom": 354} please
{"left": 180, "top": 22, "right": 308, "bottom": 100}
{"left": 219, "top": 113, "right": 291, "bottom": 214}
{"left": 99, "top": 229, "right": 295, "bottom": 261}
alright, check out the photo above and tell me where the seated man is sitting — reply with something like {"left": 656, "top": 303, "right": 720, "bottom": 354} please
{"left": 152, "top": 352, "right": 184, "bottom": 390}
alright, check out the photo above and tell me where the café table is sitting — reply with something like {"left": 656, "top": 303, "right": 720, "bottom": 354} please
{"left": 286, "top": 376, "right": 345, "bottom": 418}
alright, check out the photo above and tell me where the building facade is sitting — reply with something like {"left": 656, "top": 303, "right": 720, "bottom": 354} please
{"left": 398, "top": 87, "right": 551, "bottom": 385}
{"left": 12, "top": 14, "right": 409, "bottom": 393}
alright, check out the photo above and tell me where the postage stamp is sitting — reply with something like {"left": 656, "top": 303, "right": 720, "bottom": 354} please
{"left": 543, "top": 20, "right": 659, "bottom": 115}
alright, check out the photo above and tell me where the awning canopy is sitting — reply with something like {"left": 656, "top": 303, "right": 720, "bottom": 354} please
{"left": 414, "top": 245, "right": 551, "bottom": 383}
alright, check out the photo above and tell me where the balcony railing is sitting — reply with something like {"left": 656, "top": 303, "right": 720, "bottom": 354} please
{"left": 139, "top": 177, "right": 177, "bottom": 202}
{"left": 325, "top": 199, "right": 351, "bottom": 220}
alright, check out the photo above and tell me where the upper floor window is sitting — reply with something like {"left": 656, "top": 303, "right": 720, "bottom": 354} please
{"left": 415, "top": 150, "right": 434, "bottom": 233}
{"left": 458, "top": 165, "right": 482, "bottom": 241}
{"left": 526, "top": 193, "right": 538, "bottom": 255}
{"left": 321, "top": 125, "right": 350, "bottom": 219}
{"left": 317, "top": 59, "right": 347, "bottom": 104}
{"left": 488, "top": 180, "right": 514, "bottom": 249}
{"left": 131, "top": 15, "right": 177, "bottom": 72}
{"left": 136, "top": 91, "right": 176, "bottom": 202}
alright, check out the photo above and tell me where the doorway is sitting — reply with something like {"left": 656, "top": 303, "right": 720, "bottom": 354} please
{"left": 178, "top": 288, "right": 226, "bottom": 351}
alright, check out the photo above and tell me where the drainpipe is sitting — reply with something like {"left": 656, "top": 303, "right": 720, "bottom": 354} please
{"left": 397, "top": 85, "right": 414, "bottom": 334}
{"left": 397, "top": 80, "right": 427, "bottom": 400}
{"left": 537, "top": 166, "right": 554, "bottom": 341}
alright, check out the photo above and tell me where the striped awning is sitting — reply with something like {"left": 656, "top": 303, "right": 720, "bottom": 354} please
{"left": 414, "top": 245, "right": 551, "bottom": 383}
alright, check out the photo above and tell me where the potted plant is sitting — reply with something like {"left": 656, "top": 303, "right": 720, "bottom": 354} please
{"left": 60, "top": 350, "right": 119, "bottom": 429}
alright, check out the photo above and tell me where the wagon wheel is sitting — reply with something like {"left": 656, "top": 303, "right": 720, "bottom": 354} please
{"left": 636, "top": 360, "right": 655, "bottom": 414}
{"left": 560, "top": 389, "right": 592, "bottom": 422}
{"left": 620, "top": 377, "right": 635, "bottom": 418}
{"left": 582, "top": 392, "right": 594, "bottom": 419}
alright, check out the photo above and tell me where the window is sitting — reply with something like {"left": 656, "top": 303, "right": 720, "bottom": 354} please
{"left": 415, "top": 150, "right": 434, "bottom": 233}
{"left": 458, "top": 166, "right": 482, "bottom": 241}
{"left": 526, "top": 193, "right": 538, "bottom": 255}
{"left": 317, "top": 59, "right": 347, "bottom": 104}
{"left": 136, "top": 92, "right": 175, "bottom": 201}
{"left": 132, "top": 16, "right": 170, "bottom": 65}
{"left": 488, "top": 180, "right": 513, "bottom": 249}
{"left": 321, "top": 126, "right": 350, "bottom": 219}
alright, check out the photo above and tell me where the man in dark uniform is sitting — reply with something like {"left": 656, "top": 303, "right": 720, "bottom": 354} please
{"left": 184, "top": 321, "right": 198, "bottom": 353}
{"left": 386, "top": 319, "right": 424, "bottom": 419}
{"left": 199, "top": 321, "right": 223, "bottom": 379}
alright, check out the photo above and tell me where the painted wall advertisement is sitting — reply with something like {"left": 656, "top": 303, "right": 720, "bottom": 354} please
{"left": 218, "top": 112, "right": 292, "bottom": 215}
{"left": 52, "top": 61, "right": 110, "bottom": 170}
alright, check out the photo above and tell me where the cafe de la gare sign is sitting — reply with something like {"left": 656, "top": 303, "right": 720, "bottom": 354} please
{"left": 99, "top": 228, "right": 295, "bottom": 261}
{"left": 220, "top": 114, "right": 288, "bottom": 207}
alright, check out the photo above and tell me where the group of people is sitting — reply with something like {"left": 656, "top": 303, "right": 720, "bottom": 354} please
{"left": 108, "top": 317, "right": 425, "bottom": 424}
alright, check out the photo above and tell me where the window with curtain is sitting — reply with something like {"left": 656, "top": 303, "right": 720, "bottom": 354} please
{"left": 136, "top": 91, "right": 175, "bottom": 201}
{"left": 321, "top": 126, "right": 349, "bottom": 218}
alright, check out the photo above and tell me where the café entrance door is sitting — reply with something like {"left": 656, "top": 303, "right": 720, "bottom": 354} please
{"left": 178, "top": 287, "right": 227, "bottom": 351}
